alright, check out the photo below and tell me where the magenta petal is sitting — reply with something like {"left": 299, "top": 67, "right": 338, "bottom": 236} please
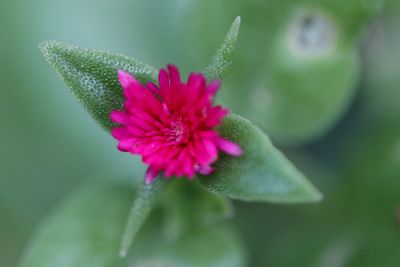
{"left": 216, "top": 138, "right": 242, "bottom": 156}
{"left": 118, "top": 70, "right": 137, "bottom": 88}
{"left": 207, "top": 80, "right": 221, "bottom": 96}
{"left": 162, "top": 102, "right": 170, "bottom": 115}
{"left": 145, "top": 166, "right": 160, "bottom": 184}
{"left": 146, "top": 82, "right": 159, "bottom": 93}
{"left": 187, "top": 73, "right": 206, "bottom": 90}
{"left": 196, "top": 164, "right": 214, "bottom": 175}
{"left": 164, "top": 160, "right": 179, "bottom": 177}
{"left": 202, "top": 139, "right": 218, "bottom": 162}
{"left": 158, "top": 69, "right": 169, "bottom": 89}
{"left": 205, "top": 106, "right": 229, "bottom": 127}
{"left": 117, "top": 138, "right": 135, "bottom": 152}
{"left": 111, "top": 127, "right": 129, "bottom": 140}
{"left": 167, "top": 64, "right": 181, "bottom": 86}
{"left": 110, "top": 110, "right": 130, "bottom": 125}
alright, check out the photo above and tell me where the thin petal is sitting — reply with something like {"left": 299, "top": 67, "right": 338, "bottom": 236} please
{"left": 202, "top": 139, "right": 218, "bottom": 162}
{"left": 187, "top": 73, "right": 206, "bottom": 90}
{"left": 158, "top": 68, "right": 169, "bottom": 89}
{"left": 162, "top": 102, "right": 170, "bottom": 115}
{"left": 181, "top": 150, "right": 195, "bottom": 178}
{"left": 117, "top": 138, "right": 136, "bottom": 152}
{"left": 145, "top": 166, "right": 160, "bottom": 184}
{"left": 110, "top": 110, "right": 130, "bottom": 125}
{"left": 111, "top": 127, "right": 129, "bottom": 140}
{"left": 118, "top": 70, "right": 137, "bottom": 88}
{"left": 207, "top": 80, "right": 221, "bottom": 97}
{"left": 167, "top": 64, "right": 181, "bottom": 86}
{"left": 190, "top": 138, "right": 214, "bottom": 165}
{"left": 127, "top": 126, "right": 146, "bottom": 137}
{"left": 205, "top": 106, "right": 229, "bottom": 127}
{"left": 195, "top": 164, "right": 214, "bottom": 175}
{"left": 199, "top": 130, "right": 218, "bottom": 139}
{"left": 216, "top": 138, "right": 242, "bottom": 156}
{"left": 146, "top": 82, "right": 159, "bottom": 93}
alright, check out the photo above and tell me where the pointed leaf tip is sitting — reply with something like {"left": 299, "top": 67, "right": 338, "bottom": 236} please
{"left": 119, "top": 178, "right": 167, "bottom": 258}
{"left": 204, "top": 16, "right": 241, "bottom": 81}
{"left": 233, "top": 16, "right": 241, "bottom": 28}
{"left": 200, "top": 115, "right": 323, "bottom": 203}
{"left": 39, "top": 40, "right": 157, "bottom": 131}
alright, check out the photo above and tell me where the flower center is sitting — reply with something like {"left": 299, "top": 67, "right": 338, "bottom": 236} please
{"left": 167, "top": 116, "right": 189, "bottom": 144}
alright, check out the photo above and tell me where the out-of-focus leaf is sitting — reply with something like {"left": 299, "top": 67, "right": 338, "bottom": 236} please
{"left": 20, "top": 179, "right": 246, "bottom": 267}
{"left": 39, "top": 41, "right": 157, "bottom": 131}
{"left": 161, "top": 180, "right": 234, "bottom": 239}
{"left": 262, "top": 44, "right": 359, "bottom": 144}
{"left": 20, "top": 181, "right": 133, "bottom": 267}
{"left": 259, "top": 221, "right": 400, "bottom": 267}
{"left": 181, "top": 0, "right": 383, "bottom": 144}
{"left": 119, "top": 178, "right": 166, "bottom": 258}
{"left": 360, "top": 0, "right": 400, "bottom": 123}
{"left": 203, "top": 16, "right": 241, "bottom": 81}
{"left": 130, "top": 221, "right": 246, "bottom": 267}
{"left": 200, "top": 114, "right": 322, "bottom": 203}
{"left": 167, "top": 180, "right": 234, "bottom": 224}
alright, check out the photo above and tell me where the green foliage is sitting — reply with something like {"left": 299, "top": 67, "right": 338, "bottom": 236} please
{"left": 20, "top": 180, "right": 246, "bottom": 267}
{"left": 20, "top": 181, "right": 132, "bottom": 267}
{"left": 39, "top": 17, "right": 320, "bottom": 206}
{"left": 252, "top": 120, "right": 400, "bottom": 267}
{"left": 39, "top": 41, "right": 157, "bottom": 131}
{"left": 264, "top": 42, "right": 359, "bottom": 143}
{"left": 119, "top": 178, "right": 166, "bottom": 258}
{"left": 13, "top": 1, "right": 395, "bottom": 267}
{"left": 181, "top": 0, "right": 384, "bottom": 144}
{"left": 35, "top": 15, "right": 323, "bottom": 264}
{"left": 129, "top": 182, "right": 246, "bottom": 267}
{"left": 201, "top": 115, "right": 322, "bottom": 203}
{"left": 129, "top": 223, "right": 246, "bottom": 267}
{"left": 161, "top": 180, "right": 234, "bottom": 235}
{"left": 204, "top": 16, "right": 241, "bottom": 81}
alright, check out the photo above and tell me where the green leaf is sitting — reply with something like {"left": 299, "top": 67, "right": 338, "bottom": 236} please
{"left": 130, "top": 223, "right": 246, "bottom": 267}
{"left": 200, "top": 114, "right": 322, "bottom": 203}
{"left": 20, "top": 180, "right": 133, "bottom": 267}
{"left": 122, "top": 180, "right": 233, "bottom": 257}
{"left": 203, "top": 16, "right": 241, "bottom": 81}
{"left": 161, "top": 180, "right": 234, "bottom": 239}
{"left": 39, "top": 41, "right": 157, "bottom": 131}
{"left": 119, "top": 178, "right": 166, "bottom": 258}
{"left": 20, "top": 179, "right": 246, "bottom": 267}
{"left": 181, "top": 1, "right": 383, "bottom": 144}
{"left": 165, "top": 180, "right": 233, "bottom": 223}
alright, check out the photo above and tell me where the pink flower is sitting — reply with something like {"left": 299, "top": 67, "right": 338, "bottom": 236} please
{"left": 110, "top": 65, "right": 242, "bottom": 184}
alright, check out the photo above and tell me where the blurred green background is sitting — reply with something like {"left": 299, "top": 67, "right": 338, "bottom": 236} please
{"left": 1, "top": 0, "right": 399, "bottom": 266}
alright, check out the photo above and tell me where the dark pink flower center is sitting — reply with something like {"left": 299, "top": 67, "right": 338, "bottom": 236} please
{"left": 168, "top": 116, "right": 187, "bottom": 143}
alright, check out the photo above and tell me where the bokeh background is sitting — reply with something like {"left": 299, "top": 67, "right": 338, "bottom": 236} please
{"left": 1, "top": 0, "right": 399, "bottom": 266}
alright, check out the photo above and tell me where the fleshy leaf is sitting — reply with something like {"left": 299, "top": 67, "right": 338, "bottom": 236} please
{"left": 121, "top": 179, "right": 233, "bottom": 258}
{"left": 20, "top": 181, "right": 133, "bottom": 267}
{"left": 39, "top": 41, "right": 157, "bottom": 131}
{"left": 130, "top": 223, "right": 246, "bottom": 267}
{"left": 200, "top": 115, "right": 322, "bottom": 203}
{"left": 119, "top": 178, "right": 166, "bottom": 258}
{"left": 161, "top": 180, "right": 234, "bottom": 239}
{"left": 181, "top": 1, "right": 383, "bottom": 144}
{"left": 20, "top": 179, "right": 246, "bottom": 267}
{"left": 203, "top": 16, "right": 241, "bottom": 81}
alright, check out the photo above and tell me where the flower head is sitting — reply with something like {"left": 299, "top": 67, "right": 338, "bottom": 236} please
{"left": 110, "top": 65, "right": 242, "bottom": 183}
